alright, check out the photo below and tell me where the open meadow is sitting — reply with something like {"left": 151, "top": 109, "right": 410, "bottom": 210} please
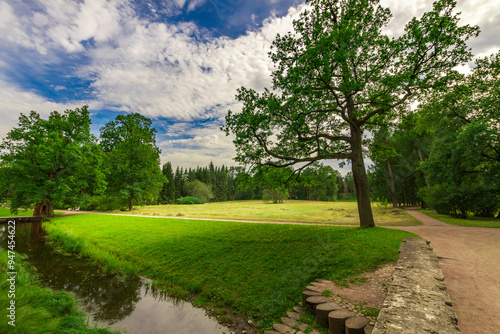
{"left": 124, "top": 200, "right": 421, "bottom": 226}
{"left": 45, "top": 213, "right": 416, "bottom": 329}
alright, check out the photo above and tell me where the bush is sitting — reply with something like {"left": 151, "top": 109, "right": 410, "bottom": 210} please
{"left": 177, "top": 196, "right": 204, "bottom": 204}
{"left": 78, "top": 194, "right": 124, "bottom": 211}
{"left": 420, "top": 182, "right": 500, "bottom": 219}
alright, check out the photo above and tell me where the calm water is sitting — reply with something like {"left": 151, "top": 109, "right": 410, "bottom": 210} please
{"left": 0, "top": 222, "right": 231, "bottom": 334}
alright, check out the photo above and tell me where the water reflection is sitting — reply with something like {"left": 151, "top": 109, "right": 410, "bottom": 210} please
{"left": 0, "top": 222, "right": 230, "bottom": 334}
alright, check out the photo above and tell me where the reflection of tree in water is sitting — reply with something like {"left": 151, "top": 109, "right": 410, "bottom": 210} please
{"left": 0, "top": 223, "right": 142, "bottom": 323}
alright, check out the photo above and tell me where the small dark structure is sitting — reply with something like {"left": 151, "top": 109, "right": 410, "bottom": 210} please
{"left": 34, "top": 201, "right": 49, "bottom": 217}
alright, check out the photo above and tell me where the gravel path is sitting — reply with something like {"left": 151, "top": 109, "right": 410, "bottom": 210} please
{"left": 390, "top": 208, "right": 500, "bottom": 334}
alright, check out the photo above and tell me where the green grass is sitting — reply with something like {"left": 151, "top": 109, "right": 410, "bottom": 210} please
{"left": 0, "top": 207, "right": 63, "bottom": 217}
{"left": 45, "top": 214, "right": 416, "bottom": 329}
{"left": 416, "top": 209, "right": 500, "bottom": 228}
{"left": 0, "top": 207, "right": 34, "bottom": 216}
{"left": 0, "top": 252, "right": 119, "bottom": 334}
{"left": 124, "top": 200, "right": 421, "bottom": 226}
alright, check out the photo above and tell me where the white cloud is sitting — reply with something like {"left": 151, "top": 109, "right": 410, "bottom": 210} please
{"left": 1, "top": 0, "right": 499, "bottom": 170}
{"left": 71, "top": 3, "right": 302, "bottom": 121}
{"left": 0, "top": 76, "right": 88, "bottom": 141}
{"left": 381, "top": 0, "right": 500, "bottom": 57}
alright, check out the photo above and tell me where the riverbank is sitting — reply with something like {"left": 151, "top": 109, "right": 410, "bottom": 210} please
{"left": 0, "top": 251, "right": 119, "bottom": 334}
{"left": 44, "top": 214, "right": 416, "bottom": 330}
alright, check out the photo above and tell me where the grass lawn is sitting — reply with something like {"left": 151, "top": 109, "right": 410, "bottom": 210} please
{"left": 0, "top": 252, "right": 118, "bottom": 334}
{"left": 0, "top": 207, "right": 63, "bottom": 218}
{"left": 45, "top": 214, "right": 416, "bottom": 329}
{"left": 124, "top": 200, "right": 421, "bottom": 226}
{"left": 416, "top": 209, "right": 500, "bottom": 228}
{"left": 0, "top": 207, "right": 34, "bottom": 216}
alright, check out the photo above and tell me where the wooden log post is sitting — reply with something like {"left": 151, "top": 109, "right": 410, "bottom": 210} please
{"left": 305, "top": 296, "right": 332, "bottom": 314}
{"left": 345, "top": 316, "right": 368, "bottom": 334}
{"left": 328, "top": 309, "right": 354, "bottom": 334}
{"left": 302, "top": 290, "right": 321, "bottom": 305}
{"left": 316, "top": 302, "right": 342, "bottom": 327}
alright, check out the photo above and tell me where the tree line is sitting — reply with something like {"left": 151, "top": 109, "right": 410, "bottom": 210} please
{"left": 0, "top": 109, "right": 351, "bottom": 215}
{"left": 1, "top": 0, "right": 497, "bottom": 225}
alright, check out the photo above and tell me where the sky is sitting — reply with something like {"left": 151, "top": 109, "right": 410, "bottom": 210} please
{"left": 0, "top": 0, "right": 499, "bottom": 173}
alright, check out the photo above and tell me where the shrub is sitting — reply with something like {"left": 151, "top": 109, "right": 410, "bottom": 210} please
{"left": 177, "top": 196, "right": 204, "bottom": 204}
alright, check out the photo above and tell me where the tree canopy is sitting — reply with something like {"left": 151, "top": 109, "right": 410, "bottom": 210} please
{"left": 100, "top": 113, "right": 165, "bottom": 210}
{"left": 223, "top": 0, "right": 479, "bottom": 227}
{"left": 0, "top": 106, "right": 105, "bottom": 216}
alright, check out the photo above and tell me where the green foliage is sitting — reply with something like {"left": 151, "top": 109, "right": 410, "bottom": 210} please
{"left": 159, "top": 162, "right": 175, "bottom": 204}
{"left": 368, "top": 115, "right": 430, "bottom": 207}
{"left": 262, "top": 188, "right": 289, "bottom": 204}
{"left": 223, "top": 0, "right": 478, "bottom": 227}
{"left": 255, "top": 166, "right": 294, "bottom": 203}
{"left": 0, "top": 106, "right": 106, "bottom": 216}
{"left": 417, "top": 52, "right": 500, "bottom": 218}
{"left": 44, "top": 214, "right": 415, "bottom": 330}
{"left": 0, "top": 252, "right": 119, "bottom": 334}
{"left": 295, "top": 163, "right": 339, "bottom": 202}
{"left": 177, "top": 196, "right": 204, "bottom": 204}
{"left": 100, "top": 113, "right": 165, "bottom": 210}
{"left": 184, "top": 180, "right": 213, "bottom": 203}
{"left": 77, "top": 194, "right": 125, "bottom": 211}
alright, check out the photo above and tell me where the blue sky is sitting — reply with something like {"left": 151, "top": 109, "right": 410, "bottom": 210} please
{"left": 0, "top": 0, "right": 499, "bottom": 172}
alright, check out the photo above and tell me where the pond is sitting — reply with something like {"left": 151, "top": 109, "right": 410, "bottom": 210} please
{"left": 0, "top": 222, "right": 231, "bottom": 334}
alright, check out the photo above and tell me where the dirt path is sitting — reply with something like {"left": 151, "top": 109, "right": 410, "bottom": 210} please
{"left": 390, "top": 208, "right": 500, "bottom": 334}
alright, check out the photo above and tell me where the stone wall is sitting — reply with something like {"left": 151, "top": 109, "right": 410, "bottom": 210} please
{"left": 372, "top": 238, "right": 460, "bottom": 334}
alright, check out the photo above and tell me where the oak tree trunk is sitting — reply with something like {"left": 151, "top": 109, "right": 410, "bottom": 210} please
{"left": 47, "top": 202, "right": 54, "bottom": 217}
{"left": 351, "top": 125, "right": 375, "bottom": 228}
{"left": 129, "top": 196, "right": 133, "bottom": 211}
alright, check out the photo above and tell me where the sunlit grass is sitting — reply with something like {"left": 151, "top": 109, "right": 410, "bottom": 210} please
{"left": 123, "top": 200, "right": 420, "bottom": 226}
{"left": 0, "top": 207, "right": 33, "bottom": 216}
{"left": 45, "top": 214, "right": 416, "bottom": 329}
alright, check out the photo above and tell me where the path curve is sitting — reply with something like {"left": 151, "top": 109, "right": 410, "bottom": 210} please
{"left": 390, "top": 208, "right": 500, "bottom": 334}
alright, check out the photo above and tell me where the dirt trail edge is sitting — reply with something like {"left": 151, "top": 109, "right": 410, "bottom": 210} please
{"left": 390, "top": 208, "right": 500, "bottom": 334}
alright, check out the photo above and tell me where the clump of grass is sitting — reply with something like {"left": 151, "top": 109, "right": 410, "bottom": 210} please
{"left": 0, "top": 252, "right": 119, "bottom": 334}
{"left": 353, "top": 301, "right": 380, "bottom": 317}
{"left": 45, "top": 214, "right": 415, "bottom": 330}
{"left": 321, "top": 289, "right": 333, "bottom": 297}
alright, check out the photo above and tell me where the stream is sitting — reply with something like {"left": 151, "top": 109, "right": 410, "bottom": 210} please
{"left": 0, "top": 222, "right": 231, "bottom": 334}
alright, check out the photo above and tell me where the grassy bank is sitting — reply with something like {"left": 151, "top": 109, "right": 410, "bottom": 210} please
{"left": 416, "top": 209, "right": 500, "bottom": 228}
{"left": 125, "top": 200, "right": 421, "bottom": 226}
{"left": 0, "top": 207, "right": 33, "bottom": 216}
{"left": 0, "top": 252, "right": 119, "bottom": 334}
{"left": 45, "top": 214, "right": 416, "bottom": 329}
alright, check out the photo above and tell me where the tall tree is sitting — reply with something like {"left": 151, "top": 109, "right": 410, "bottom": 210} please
{"left": 100, "top": 113, "right": 165, "bottom": 210}
{"left": 0, "top": 106, "right": 105, "bottom": 216}
{"left": 223, "top": 0, "right": 478, "bottom": 227}
{"left": 159, "top": 162, "right": 175, "bottom": 204}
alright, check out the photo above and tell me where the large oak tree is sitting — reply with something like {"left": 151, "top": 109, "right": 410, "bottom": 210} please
{"left": 0, "top": 106, "right": 105, "bottom": 216}
{"left": 223, "top": 0, "right": 478, "bottom": 227}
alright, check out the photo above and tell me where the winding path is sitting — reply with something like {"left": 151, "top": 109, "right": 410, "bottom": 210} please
{"left": 391, "top": 208, "right": 500, "bottom": 334}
